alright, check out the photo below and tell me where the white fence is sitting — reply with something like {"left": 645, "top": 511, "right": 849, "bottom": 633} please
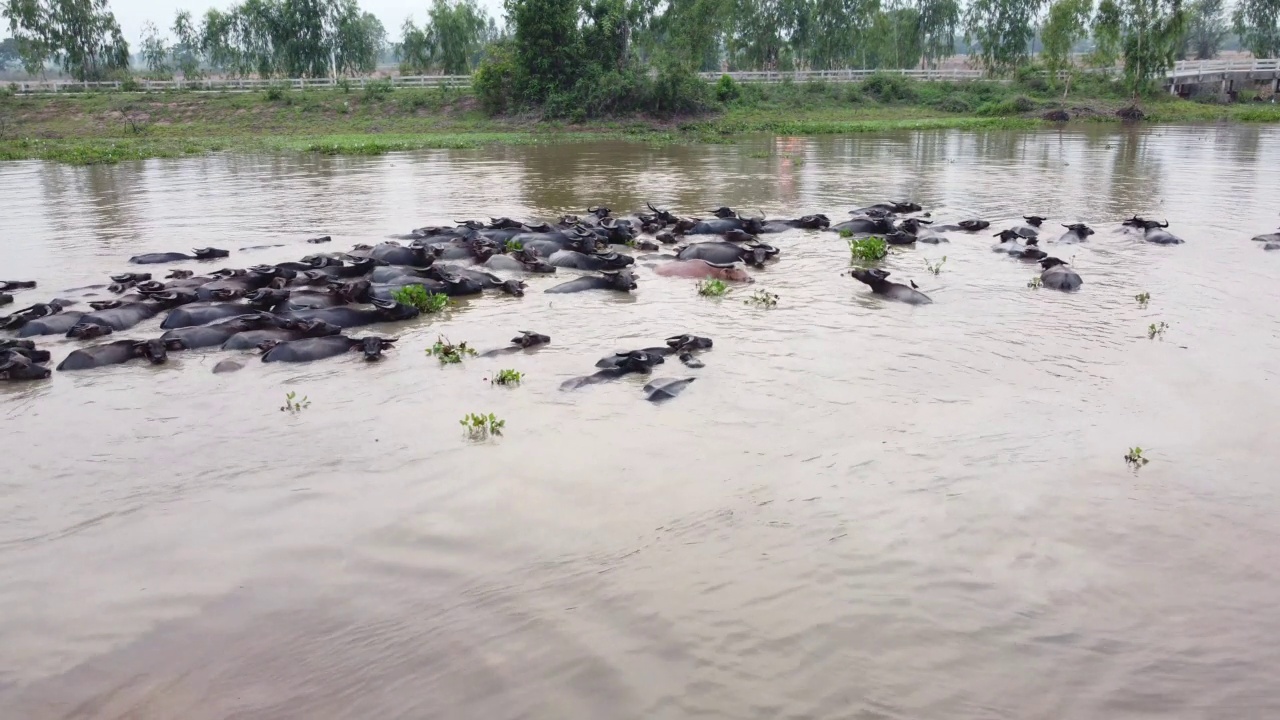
{"left": 8, "top": 59, "right": 1278, "bottom": 94}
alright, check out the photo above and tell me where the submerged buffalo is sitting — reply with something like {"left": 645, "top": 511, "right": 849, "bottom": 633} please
{"left": 1056, "top": 223, "right": 1095, "bottom": 244}
{"left": 654, "top": 259, "right": 753, "bottom": 282}
{"left": 479, "top": 331, "right": 551, "bottom": 357}
{"left": 261, "top": 335, "right": 397, "bottom": 363}
{"left": 853, "top": 201, "right": 921, "bottom": 215}
{"left": 66, "top": 301, "right": 168, "bottom": 339}
{"left": 281, "top": 298, "right": 420, "bottom": 328}
{"left": 160, "top": 314, "right": 275, "bottom": 349}
{"left": 829, "top": 216, "right": 895, "bottom": 235}
{"left": 675, "top": 241, "right": 776, "bottom": 268}
{"left": 548, "top": 250, "right": 634, "bottom": 271}
{"left": 0, "top": 280, "right": 37, "bottom": 293}
{"left": 0, "top": 351, "right": 52, "bottom": 381}
{"left": 129, "top": 248, "right": 230, "bottom": 265}
{"left": 644, "top": 377, "right": 696, "bottom": 402}
{"left": 848, "top": 268, "right": 932, "bottom": 304}
{"left": 1039, "top": 257, "right": 1083, "bottom": 290}
{"left": 545, "top": 269, "right": 637, "bottom": 294}
{"left": 932, "top": 219, "right": 990, "bottom": 232}
{"left": 1013, "top": 216, "right": 1047, "bottom": 238}
{"left": 1, "top": 301, "right": 72, "bottom": 331}
{"left": 161, "top": 302, "right": 259, "bottom": 330}
{"left": 57, "top": 338, "right": 173, "bottom": 371}
{"left": 562, "top": 349, "right": 665, "bottom": 390}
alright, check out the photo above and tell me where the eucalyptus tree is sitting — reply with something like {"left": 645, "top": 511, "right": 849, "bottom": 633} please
{"left": 1232, "top": 0, "right": 1280, "bottom": 57}
{"left": 1040, "top": 0, "right": 1092, "bottom": 79}
{"left": 917, "top": 0, "right": 960, "bottom": 68}
{"left": 965, "top": 0, "right": 1047, "bottom": 72}
{"left": 139, "top": 20, "right": 171, "bottom": 75}
{"left": 1092, "top": 0, "right": 1186, "bottom": 95}
{"left": 1, "top": 0, "right": 130, "bottom": 79}
{"left": 171, "top": 9, "right": 202, "bottom": 76}
{"left": 1182, "top": 0, "right": 1226, "bottom": 59}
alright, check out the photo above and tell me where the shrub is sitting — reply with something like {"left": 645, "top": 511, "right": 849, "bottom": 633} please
{"left": 861, "top": 73, "right": 918, "bottom": 103}
{"left": 264, "top": 84, "right": 287, "bottom": 101}
{"left": 935, "top": 94, "right": 973, "bottom": 113}
{"left": 362, "top": 79, "right": 394, "bottom": 100}
{"left": 976, "top": 95, "right": 1036, "bottom": 116}
{"left": 650, "top": 63, "right": 711, "bottom": 115}
{"left": 473, "top": 40, "right": 519, "bottom": 114}
{"left": 716, "top": 74, "right": 740, "bottom": 103}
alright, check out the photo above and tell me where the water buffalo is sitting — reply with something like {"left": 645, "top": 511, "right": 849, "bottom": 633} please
{"left": 2, "top": 344, "right": 51, "bottom": 363}
{"left": 1, "top": 301, "right": 73, "bottom": 331}
{"left": 484, "top": 249, "right": 557, "bottom": 274}
{"left": 0, "top": 280, "right": 37, "bottom": 293}
{"left": 1039, "top": 257, "right": 1083, "bottom": 290}
{"left": 281, "top": 298, "right": 420, "bottom": 328}
{"left": 160, "top": 314, "right": 275, "bottom": 350}
{"left": 848, "top": 268, "right": 933, "bottom": 304}
{"left": 222, "top": 319, "right": 343, "bottom": 350}
{"left": 16, "top": 311, "right": 87, "bottom": 338}
{"left": 853, "top": 201, "right": 922, "bottom": 215}
{"left": 829, "top": 216, "right": 895, "bottom": 235}
{"left": 1251, "top": 228, "right": 1280, "bottom": 244}
{"left": 0, "top": 293, "right": 10, "bottom": 307}
{"left": 561, "top": 349, "right": 665, "bottom": 390}
{"left": 57, "top": 338, "right": 173, "bottom": 371}
{"left": 1142, "top": 221, "right": 1185, "bottom": 245}
{"left": 1013, "top": 238, "right": 1048, "bottom": 260}
{"left": 992, "top": 229, "right": 1024, "bottom": 253}
{"left": 161, "top": 302, "right": 260, "bottom": 329}
{"left": 66, "top": 301, "right": 168, "bottom": 339}
{"left": 654, "top": 259, "right": 753, "bottom": 282}
{"left": 261, "top": 335, "right": 397, "bottom": 363}
{"left": 548, "top": 250, "right": 635, "bottom": 271}
{"left": 932, "top": 219, "right": 991, "bottom": 232}
{"left": 129, "top": 248, "right": 230, "bottom": 264}
{"left": 0, "top": 351, "right": 51, "bottom": 381}
{"left": 1012, "top": 216, "right": 1047, "bottom": 238}
{"left": 761, "top": 214, "right": 830, "bottom": 232}
{"left": 675, "top": 241, "right": 777, "bottom": 268}
{"left": 1056, "top": 223, "right": 1095, "bottom": 244}
{"left": 359, "top": 243, "right": 437, "bottom": 267}
{"left": 545, "top": 269, "right": 638, "bottom": 294}
{"left": 479, "top": 330, "right": 551, "bottom": 357}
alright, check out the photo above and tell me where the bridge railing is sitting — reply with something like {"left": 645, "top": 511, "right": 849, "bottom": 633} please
{"left": 7, "top": 59, "right": 1277, "bottom": 94}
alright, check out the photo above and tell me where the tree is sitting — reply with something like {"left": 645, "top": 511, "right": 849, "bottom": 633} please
{"left": 171, "top": 9, "right": 202, "bottom": 77}
{"left": 2, "top": 0, "right": 130, "bottom": 80}
{"left": 1092, "top": 0, "right": 1186, "bottom": 95}
{"left": 965, "top": 0, "right": 1047, "bottom": 72}
{"left": 0, "top": 35, "right": 20, "bottom": 69}
{"left": 805, "top": 0, "right": 878, "bottom": 69}
{"left": 917, "top": 0, "right": 960, "bottom": 68}
{"left": 139, "top": 20, "right": 170, "bottom": 75}
{"left": 425, "top": 0, "right": 487, "bottom": 74}
{"left": 506, "top": 0, "right": 581, "bottom": 99}
{"left": 1182, "top": 0, "right": 1226, "bottom": 58}
{"left": 1040, "top": 0, "right": 1091, "bottom": 79}
{"left": 333, "top": 6, "right": 382, "bottom": 74}
{"left": 1088, "top": 0, "right": 1122, "bottom": 66}
{"left": 199, "top": 8, "right": 236, "bottom": 73}
{"left": 1233, "top": 0, "right": 1280, "bottom": 57}
{"left": 398, "top": 17, "right": 430, "bottom": 72}
{"left": 864, "top": 1, "right": 923, "bottom": 68}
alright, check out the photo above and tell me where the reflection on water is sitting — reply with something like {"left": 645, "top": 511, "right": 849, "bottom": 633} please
{"left": 2, "top": 125, "right": 1280, "bottom": 720}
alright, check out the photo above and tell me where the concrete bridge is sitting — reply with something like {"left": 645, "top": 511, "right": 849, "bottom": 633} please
{"left": 7, "top": 59, "right": 1279, "bottom": 95}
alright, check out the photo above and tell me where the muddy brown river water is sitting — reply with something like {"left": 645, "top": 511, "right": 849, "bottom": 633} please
{"left": 2, "top": 125, "right": 1280, "bottom": 719}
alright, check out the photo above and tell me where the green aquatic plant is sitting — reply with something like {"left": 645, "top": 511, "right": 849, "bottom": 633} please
{"left": 391, "top": 285, "right": 449, "bottom": 313}
{"left": 1124, "top": 446, "right": 1149, "bottom": 467}
{"left": 429, "top": 336, "right": 477, "bottom": 364}
{"left": 848, "top": 236, "right": 888, "bottom": 262}
{"left": 924, "top": 255, "right": 947, "bottom": 275}
{"left": 280, "top": 391, "right": 310, "bottom": 413}
{"left": 744, "top": 289, "right": 779, "bottom": 308}
{"left": 697, "top": 278, "right": 729, "bottom": 297}
{"left": 505, "top": 238, "right": 523, "bottom": 252}
{"left": 460, "top": 412, "right": 505, "bottom": 440}
{"left": 838, "top": 228, "right": 854, "bottom": 239}
{"left": 1135, "top": 291, "right": 1151, "bottom": 307}
{"left": 492, "top": 368, "right": 523, "bottom": 386}
{"left": 1148, "top": 321, "right": 1168, "bottom": 339}
{"left": 1027, "top": 276, "right": 1043, "bottom": 289}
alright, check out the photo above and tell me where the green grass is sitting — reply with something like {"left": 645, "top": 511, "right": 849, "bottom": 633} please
{"left": 2, "top": 80, "right": 1278, "bottom": 165}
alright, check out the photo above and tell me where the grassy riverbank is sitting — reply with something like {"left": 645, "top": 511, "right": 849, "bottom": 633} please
{"left": 2, "top": 77, "right": 1277, "bottom": 164}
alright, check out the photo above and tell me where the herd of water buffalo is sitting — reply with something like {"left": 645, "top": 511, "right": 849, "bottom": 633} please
{"left": 2, "top": 200, "right": 1276, "bottom": 384}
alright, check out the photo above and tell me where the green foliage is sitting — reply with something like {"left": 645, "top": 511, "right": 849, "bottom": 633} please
{"left": 697, "top": 278, "right": 729, "bottom": 297}
{"left": 3, "top": 0, "right": 131, "bottom": 80}
{"left": 280, "top": 390, "right": 310, "bottom": 412}
{"left": 362, "top": 78, "right": 393, "bottom": 99}
{"left": 1183, "top": 0, "right": 1228, "bottom": 59}
{"left": 1042, "top": 0, "right": 1094, "bottom": 83}
{"left": 716, "top": 74, "right": 740, "bottom": 103}
{"left": 744, "top": 289, "right": 779, "bottom": 307}
{"left": 391, "top": 284, "right": 448, "bottom": 312}
{"left": 429, "top": 335, "right": 476, "bottom": 364}
{"left": 924, "top": 255, "right": 947, "bottom": 275}
{"left": 172, "top": 9, "right": 202, "bottom": 78}
{"left": 140, "top": 21, "right": 172, "bottom": 77}
{"left": 472, "top": 38, "right": 517, "bottom": 113}
{"left": 399, "top": 0, "right": 488, "bottom": 75}
{"left": 848, "top": 236, "right": 888, "bottom": 261}
{"left": 1093, "top": 0, "right": 1187, "bottom": 96}
{"left": 491, "top": 368, "right": 523, "bottom": 386}
{"left": 264, "top": 83, "right": 287, "bottom": 101}
{"left": 976, "top": 95, "right": 1036, "bottom": 115}
{"left": 966, "top": 0, "right": 1047, "bottom": 73}
{"left": 1028, "top": 275, "right": 1043, "bottom": 289}
{"left": 1148, "top": 321, "right": 1168, "bottom": 339}
{"left": 1232, "top": 0, "right": 1280, "bottom": 58}
{"left": 861, "top": 73, "right": 918, "bottom": 103}
{"left": 505, "top": 238, "right": 523, "bottom": 251}
{"left": 460, "top": 412, "right": 504, "bottom": 439}
{"left": 1135, "top": 291, "right": 1150, "bottom": 306}
{"left": 1124, "top": 446, "right": 1149, "bottom": 466}
{"left": 935, "top": 94, "right": 973, "bottom": 112}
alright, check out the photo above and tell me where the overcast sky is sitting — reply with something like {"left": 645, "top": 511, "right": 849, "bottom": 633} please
{"left": 107, "top": 0, "right": 507, "bottom": 45}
